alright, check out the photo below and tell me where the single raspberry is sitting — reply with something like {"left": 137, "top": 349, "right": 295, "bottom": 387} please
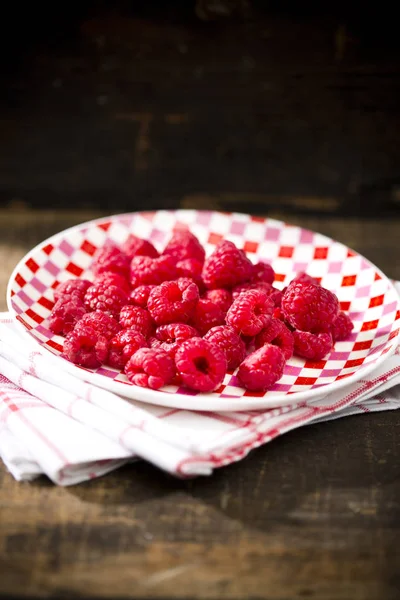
{"left": 175, "top": 337, "right": 227, "bottom": 393}
{"left": 282, "top": 282, "right": 339, "bottom": 333}
{"left": 291, "top": 272, "right": 320, "bottom": 286}
{"left": 63, "top": 325, "right": 108, "bottom": 369}
{"left": 149, "top": 323, "right": 199, "bottom": 358}
{"left": 130, "top": 255, "right": 177, "bottom": 288}
{"left": 129, "top": 285, "right": 155, "bottom": 308}
{"left": 190, "top": 298, "right": 225, "bottom": 336}
{"left": 54, "top": 279, "right": 92, "bottom": 302}
{"left": 176, "top": 259, "right": 204, "bottom": 289}
{"left": 251, "top": 261, "right": 275, "bottom": 285}
{"left": 293, "top": 330, "right": 333, "bottom": 360}
{"left": 226, "top": 289, "right": 274, "bottom": 336}
{"left": 202, "top": 288, "right": 232, "bottom": 313}
{"left": 75, "top": 311, "right": 121, "bottom": 340}
{"left": 203, "top": 325, "right": 246, "bottom": 370}
{"left": 255, "top": 318, "right": 294, "bottom": 360}
{"left": 94, "top": 272, "right": 131, "bottom": 295}
{"left": 119, "top": 305, "right": 153, "bottom": 338}
{"left": 125, "top": 348, "right": 175, "bottom": 390}
{"left": 122, "top": 234, "right": 159, "bottom": 260}
{"left": 163, "top": 230, "right": 205, "bottom": 264}
{"left": 147, "top": 279, "right": 199, "bottom": 325}
{"left": 232, "top": 281, "right": 273, "bottom": 301}
{"left": 107, "top": 328, "right": 148, "bottom": 369}
{"left": 331, "top": 311, "right": 354, "bottom": 342}
{"left": 91, "top": 244, "right": 130, "bottom": 278}
{"left": 202, "top": 240, "right": 253, "bottom": 289}
{"left": 48, "top": 295, "right": 87, "bottom": 336}
{"left": 84, "top": 283, "right": 129, "bottom": 318}
{"left": 237, "top": 344, "right": 286, "bottom": 392}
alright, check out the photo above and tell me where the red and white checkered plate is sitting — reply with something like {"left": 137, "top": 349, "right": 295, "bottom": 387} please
{"left": 6, "top": 210, "right": 400, "bottom": 411}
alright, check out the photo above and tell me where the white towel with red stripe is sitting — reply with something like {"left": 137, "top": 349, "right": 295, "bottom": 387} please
{"left": 1, "top": 285, "right": 400, "bottom": 485}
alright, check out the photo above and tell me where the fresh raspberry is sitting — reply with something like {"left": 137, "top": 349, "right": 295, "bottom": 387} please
{"left": 84, "top": 283, "right": 129, "bottom": 318}
{"left": 255, "top": 318, "right": 294, "bottom": 360}
{"left": 291, "top": 272, "right": 320, "bottom": 286}
{"left": 163, "top": 230, "right": 205, "bottom": 264}
{"left": 147, "top": 279, "right": 199, "bottom": 325}
{"left": 107, "top": 328, "right": 148, "bottom": 369}
{"left": 48, "top": 295, "right": 87, "bottom": 335}
{"left": 273, "top": 306, "right": 285, "bottom": 321}
{"left": 63, "top": 325, "right": 108, "bottom": 369}
{"left": 190, "top": 298, "right": 225, "bottom": 336}
{"left": 175, "top": 338, "right": 227, "bottom": 393}
{"left": 202, "top": 288, "right": 233, "bottom": 314}
{"left": 129, "top": 285, "right": 155, "bottom": 308}
{"left": 202, "top": 240, "right": 253, "bottom": 289}
{"left": 331, "top": 311, "right": 354, "bottom": 342}
{"left": 119, "top": 305, "right": 153, "bottom": 338}
{"left": 91, "top": 244, "right": 130, "bottom": 278}
{"left": 251, "top": 261, "right": 275, "bottom": 285}
{"left": 176, "top": 259, "right": 204, "bottom": 289}
{"left": 149, "top": 323, "right": 199, "bottom": 358}
{"left": 94, "top": 272, "right": 131, "bottom": 295}
{"left": 130, "top": 255, "right": 177, "bottom": 288}
{"left": 75, "top": 311, "right": 121, "bottom": 340}
{"left": 282, "top": 282, "right": 339, "bottom": 333}
{"left": 54, "top": 279, "right": 92, "bottom": 302}
{"left": 232, "top": 281, "right": 273, "bottom": 301}
{"left": 293, "top": 330, "right": 333, "bottom": 360}
{"left": 204, "top": 325, "right": 246, "bottom": 370}
{"left": 237, "top": 344, "right": 286, "bottom": 392}
{"left": 125, "top": 348, "right": 175, "bottom": 390}
{"left": 226, "top": 289, "right": 274, "bottom": 336}
{"left": 122, "top": 234, "right": 159, "bottom": 260}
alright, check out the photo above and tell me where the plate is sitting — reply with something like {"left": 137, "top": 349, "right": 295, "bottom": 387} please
{"left": 6, "top": 210, "right": 400, "bottom": 411}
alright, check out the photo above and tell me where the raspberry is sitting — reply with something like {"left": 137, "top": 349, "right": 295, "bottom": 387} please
{"left": 202, "top": 288, "right": 232, "bottom": 314}
{"left": 291, "top": 272, "right": 320, "bottom": 286}
{"left": 232, "top": 281, "right": 273, "bottom": 301}
{"left": 255, "top": 318, "right": 294, "bottom": 360}
{"left": 130, "top": 255, "right": 177, "bottom": 288}
{"left": 226, "top": 289, "right": 274, "bottom": 336}
{"left": 125, "top": 348, "right": 175, "bottom": 390}
{"left": 282, "top": 282, "right": 339, "bottom": 333}
{"left": 175, "top": 338, "right": 227, "bottom": 393}
{"left": 293, "top": 330, "right": 333, "bottom": 360}
{"left": 91, "top": 245, "right": 130, "bottom": 278}
{"left": 163, "top": 230, "right": 205, "bottom": 264}
{"left": 273, "top": 306, "right": 285, "bottom": 321}
{"left": 75, "top": 311, "right": 121, "bottom": 340}
{"left": 251, "top": 261, "right": 275, "bottom": 285}
{"left": 119, "top": 305, "right": 153, "bottom": 338}
{"left": 190, "top": 298, "right": 225, "bottom": 336}
{"left": 204, "top": 325, "right": 246, "bottom": 370}
{"left": 147, "top": 279, "right": 199, "bottom": 325}
{"left": 94, "top": 272, "right": 131, "bottom": 295}
{"left": 129, "top": 285, "right": 155, "bottom": 308}
{"left": 149, "top": 323, "right": 199, "bottom": 358}
{"left": 176, "top": 259, "right": 204, "bottom": 289}
{"left": 122, "top": 234, "right": 159, "bottom": 260}
{"left": 48, "top": 295, "right": 87, "bottom": 335}
{"left": 63, "top": 325, "right": 108, "bottom": 369}
{"left": 202, "top": 240, "right": 253, "bottom": 289}
{"left": 54, "top": 279, "right": 92, "bottom": 302}
{"left": 107, "top": 328, "right": 148, "bottom": 369}
{"left": 331, "top": 311, "right": 354, "bottom": 342}
{"left": 237, "top": 344, "right": 286, "bottom": 392}
{"left": 84, "top": 283, "right": 129, "bottom": 318}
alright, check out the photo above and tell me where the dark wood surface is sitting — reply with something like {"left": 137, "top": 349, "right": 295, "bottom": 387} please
{"left": 0, "top": 208, "right": 399, "bottom": 600}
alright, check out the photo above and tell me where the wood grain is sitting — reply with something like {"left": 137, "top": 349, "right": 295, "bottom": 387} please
{"left": 0, "top": 208, "right": 399, "bottom": 599}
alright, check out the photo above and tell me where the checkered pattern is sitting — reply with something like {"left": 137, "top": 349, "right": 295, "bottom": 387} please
{"left": 7, "top": 210, "right": 400, "bottom": 411}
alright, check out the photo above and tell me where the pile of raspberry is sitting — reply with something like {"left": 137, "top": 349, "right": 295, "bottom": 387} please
{"left": 48, "top": 229, "right": 353, "bottom": 393}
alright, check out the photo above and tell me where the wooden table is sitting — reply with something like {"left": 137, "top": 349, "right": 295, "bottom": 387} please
{"left": 0, "top": 207, "right": 399, "bottom": 600}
